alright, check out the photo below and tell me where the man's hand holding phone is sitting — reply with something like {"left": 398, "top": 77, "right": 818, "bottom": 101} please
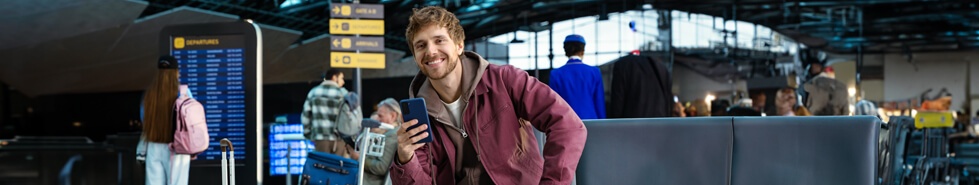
{"left": 397, "top": 119, "right": 429, "bottom": 164}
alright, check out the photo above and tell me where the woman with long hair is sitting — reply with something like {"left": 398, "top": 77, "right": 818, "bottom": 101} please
{"left": 138, "top": 56, "right": 191, "bottom": 185}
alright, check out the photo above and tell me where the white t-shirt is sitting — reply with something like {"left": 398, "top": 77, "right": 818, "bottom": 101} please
{"left": 443, "top": 99, "right": 464, "bottom": 129}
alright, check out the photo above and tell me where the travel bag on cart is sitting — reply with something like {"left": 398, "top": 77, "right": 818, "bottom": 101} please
{"left": 301, "top": 151, "right": 359, "bottom": 185}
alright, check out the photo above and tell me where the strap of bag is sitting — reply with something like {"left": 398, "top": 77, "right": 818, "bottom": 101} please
{"left": 174, "top": 98, "right": 193, "bottom": 131}
{"left": 331, "top": 94, "right": 347, "bottom": 153}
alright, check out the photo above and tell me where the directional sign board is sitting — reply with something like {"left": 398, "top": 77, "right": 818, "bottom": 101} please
{"left": 329, "top": 19, "right": 384, "bottom": 35}
{"left": 330, "top": 3, "right": 384, "bottom": 19}
{"left": 328, "top": 3, "right": 385, "bottom": 69}
{"left": 331, "top": 36, "right": 384, "bottom": 52}
{"left": 330, "top": 52, "right": 385, "bottom": 69}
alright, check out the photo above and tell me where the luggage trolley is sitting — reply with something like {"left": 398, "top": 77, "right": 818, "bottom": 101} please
{"left": 300, "top": 119, "right": 392, "bottom": 185}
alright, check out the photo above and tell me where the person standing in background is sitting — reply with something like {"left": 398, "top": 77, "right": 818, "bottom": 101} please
{"left": 750, "top": 92, "right": 767, "bottom": 114}
{"left": 302, "top": 69, "right": 362, "bottom": 157}
{"left": 854, "top": 99, "right": 879, "bottom": 118}
{"left": 802, "top": 64, "right": 849, "bottom": 115}
{"left": 137, "top": 56, "right": 191, "bottom": 185}
{"left": 609, "top": 54, "right": 674, "bottom": 118}
{"left": 362, "top": 98, "right": 402, "bottom": 185}
{"left": 549, "top": 34, "right": 606, "bottom": 119}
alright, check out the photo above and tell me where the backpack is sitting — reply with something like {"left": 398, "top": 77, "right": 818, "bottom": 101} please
{"left": 171, "top": 96, "right": 210, "bottom": 155}
{"left": 803, "top": 76, "right": 849, "bottom": 115}
{"left": 335, "top": 92, "right": 363, "bottom": 139}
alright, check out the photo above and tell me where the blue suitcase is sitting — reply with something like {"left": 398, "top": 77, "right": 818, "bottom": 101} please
{"left": 301, "top": 151, "right": 359, "bottom": 185}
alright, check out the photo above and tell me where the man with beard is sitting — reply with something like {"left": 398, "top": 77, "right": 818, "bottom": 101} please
{"left": 391, "top": 6, "right": 587, "bottom": 185}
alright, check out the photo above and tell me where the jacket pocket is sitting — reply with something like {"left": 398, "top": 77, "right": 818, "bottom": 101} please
{"left": 477, "top": 97, "right": 513, "bottom": 131}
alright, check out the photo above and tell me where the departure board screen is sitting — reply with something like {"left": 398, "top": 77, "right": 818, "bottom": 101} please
{"left": 268, "top": 123, "right": 314, "bottom": 175}
{"left": 172, "top": 35, "right": 247, "bottom": 161}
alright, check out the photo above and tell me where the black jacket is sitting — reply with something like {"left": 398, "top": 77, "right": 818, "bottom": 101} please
{"left": 609, "top": 55, "right": 673, "bottom": 118}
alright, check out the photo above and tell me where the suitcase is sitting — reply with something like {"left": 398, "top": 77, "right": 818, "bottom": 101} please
{"left": 301, "top": 151, "right": 359, "bottom": 185}
{"left": 220, "top": 138, "right": 236, "bottom": 185}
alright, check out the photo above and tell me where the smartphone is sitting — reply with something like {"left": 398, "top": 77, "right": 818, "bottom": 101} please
{"left": 400, "top": 98, "right": 433, "bottom": 144}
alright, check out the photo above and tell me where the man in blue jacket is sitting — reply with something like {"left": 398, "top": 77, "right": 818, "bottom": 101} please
{"left": 549, "top": 34, "right": 606, "bottom": 119}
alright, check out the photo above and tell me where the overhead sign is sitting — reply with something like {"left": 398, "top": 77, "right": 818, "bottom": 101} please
{"left": 330, "top": 3, "right": 384, "bottom": 19}
{"left": 329, "top": 3, "right": 385, "bottom": 69}
{"left": 330, "top": 52, "right": 385, "bottom": 69}
{"left": 331, "top": 36, "right": 384, "bottom": 52}
{"left": 329, "top": 19, "right": 384, "bottom": 35}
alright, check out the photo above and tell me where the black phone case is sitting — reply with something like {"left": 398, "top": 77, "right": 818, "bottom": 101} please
{"left": 400, "top": 98, "right": 434, "bottom": 143}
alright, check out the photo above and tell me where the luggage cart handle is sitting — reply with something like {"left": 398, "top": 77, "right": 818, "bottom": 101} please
{"left": 220, "top": 138, "right": 234, "bottom": 152}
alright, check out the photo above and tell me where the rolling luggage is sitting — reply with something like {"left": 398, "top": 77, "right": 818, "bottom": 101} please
{"left": 301, "top": 151, "right": 359, "bottom": 185}
{"left": 300, "top": 119, "right": 388, "bottom": 185}
{"left": 220, "top": 138, "right": 236, "bottom": 185}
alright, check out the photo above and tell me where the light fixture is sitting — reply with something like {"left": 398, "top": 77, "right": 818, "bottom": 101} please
{"left": 509, "top": 32, "right": 525, "bottom": 43}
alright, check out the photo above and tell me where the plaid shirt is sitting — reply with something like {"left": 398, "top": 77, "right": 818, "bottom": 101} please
{"left": 302, "top": 80, "right": 348, "bottom": 141}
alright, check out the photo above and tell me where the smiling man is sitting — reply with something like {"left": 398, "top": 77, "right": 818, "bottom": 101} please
{"left": 390, "top": 6, "right": 587, "bottom": 185}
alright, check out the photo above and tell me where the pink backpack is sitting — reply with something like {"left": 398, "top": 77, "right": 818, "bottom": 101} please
{"left": 171, "top": 96, "right": 210, "bottom": 155}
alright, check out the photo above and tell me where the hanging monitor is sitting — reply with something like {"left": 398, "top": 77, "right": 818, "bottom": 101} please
{"left": 160, "top": 21, "right": 263, "bottom": 185}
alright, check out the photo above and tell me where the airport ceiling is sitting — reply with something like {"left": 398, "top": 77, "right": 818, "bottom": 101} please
{"left": 139, "top": 0, "right": 650, "bottom": 52}
{"left": 653, "top": 0, "right": 979, "bottom": 54}
{"left": 139, "top": 0, "right": 979, "bottom": 54}
{"left": 1, "top": 0, "right": 977, "bottom": 96}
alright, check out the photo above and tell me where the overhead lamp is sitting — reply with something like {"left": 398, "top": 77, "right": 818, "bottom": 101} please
{"left": 509, "top": 32, "right": 524, "bottom": 43}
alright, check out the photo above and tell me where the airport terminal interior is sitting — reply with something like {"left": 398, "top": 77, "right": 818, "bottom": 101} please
{"left": 2, "top": 0, "right": 979, "bottom": 185}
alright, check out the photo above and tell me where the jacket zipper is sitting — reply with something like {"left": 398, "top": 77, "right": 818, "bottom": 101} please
{"left": 433, "top": 117, "right": 467, "bottom": 138}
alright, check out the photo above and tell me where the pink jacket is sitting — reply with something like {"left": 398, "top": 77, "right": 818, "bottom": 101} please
{"left": 391, "top": 52, "right": 587, "bottom": 185}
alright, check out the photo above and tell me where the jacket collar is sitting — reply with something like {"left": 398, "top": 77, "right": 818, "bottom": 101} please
{"left": 320, "top": 80, "right": 339, "bottom": 87}
{"left": 566, "top": 57, "right": 584, "bottom": 65}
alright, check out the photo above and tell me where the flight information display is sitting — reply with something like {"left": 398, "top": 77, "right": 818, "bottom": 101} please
{"left": 268, "top": 123, "right": 314, "bottom": 175}
{"left": 172, "top": 34, "right": 247, "bottom": 161}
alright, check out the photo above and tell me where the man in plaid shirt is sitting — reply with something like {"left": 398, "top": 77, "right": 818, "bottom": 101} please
{"left": 303, "top": 69, "right": 359, "bottom": 156}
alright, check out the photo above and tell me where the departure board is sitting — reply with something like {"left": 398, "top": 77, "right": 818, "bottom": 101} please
{"left": 162, "top": 21, "right": 262, "bottom": 185}
{"left": 172, "top": 35, "right": 247, "bottom": 161}
{"left": 268, "top": 123, "right": 314, "bottom": 175}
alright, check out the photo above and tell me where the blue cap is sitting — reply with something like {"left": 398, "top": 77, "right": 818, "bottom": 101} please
{"left": 564, "top": 34, "right": 585, "bottom": 44}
